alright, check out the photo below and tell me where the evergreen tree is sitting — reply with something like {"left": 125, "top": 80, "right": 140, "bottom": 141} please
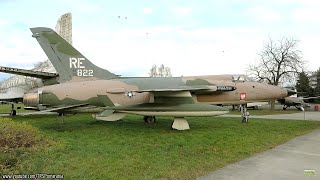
{"left": 296, "top": 71, "right": 313, "bottom": 96}
{"left": 314, "top": 68, "right": 320, "bottom": 96}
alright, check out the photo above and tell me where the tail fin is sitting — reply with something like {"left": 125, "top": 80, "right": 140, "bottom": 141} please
{"left": 30, "top": 27, "right": 118, "bottom": 82}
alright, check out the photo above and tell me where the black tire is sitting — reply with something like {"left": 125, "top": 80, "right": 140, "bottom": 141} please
{"left": 242, "top": 117, "right": 248, "bottom": 123}
{"left": 283, "top": 107, "right": 287, "bottom": 110}
{"left": 145, "top": 116, "right": 156, "bottom": 123}
{"left": 144, "top": 116, "right": 148, "bottom": 122}
{"left": 10, "top": 110, "right": 17, "bottom": 116}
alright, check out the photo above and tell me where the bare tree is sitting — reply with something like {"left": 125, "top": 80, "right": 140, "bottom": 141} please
{"left": 25, "top": 61, "right": 46, "bottom": 88}
{"left": 248, "top": 37, "right": 305, "bottom": 110}
{"left": 149, "top": 65, "right": 158, "bottom": 77}
{"left": 149, "top": 64, "right": 172, "bottom": 77}
{"left": 34, "top": 61, "right": 43, "bottom": 69}
{"left": 248, "top": 37, "right": 304, "bottom": 86}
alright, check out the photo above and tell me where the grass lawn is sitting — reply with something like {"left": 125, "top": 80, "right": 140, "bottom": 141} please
{"left": 1, "top": 113, "right": 320, "bottom": 179}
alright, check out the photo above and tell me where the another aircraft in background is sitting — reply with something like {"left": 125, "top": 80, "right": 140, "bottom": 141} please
{"left": 277, "top": 96, "right": 320, "bottom": 111}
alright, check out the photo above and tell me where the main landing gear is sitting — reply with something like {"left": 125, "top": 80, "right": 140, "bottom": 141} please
{"left": 143, "top": 116, "right": 190, "bottom": 130}
{"left": 56, "top": 112, "right": 65, "bottom": 123}
{"left": 283, "top": 105, "right": 288, "bottom": 110}
{"left": 144, "top": 116, "right": 156, "bottom": 123}
{"left": 240, "top": 104, "right": 249, "bottom": 123}
{"left": 10, "top": 103, "right": 17, "bottom": 116}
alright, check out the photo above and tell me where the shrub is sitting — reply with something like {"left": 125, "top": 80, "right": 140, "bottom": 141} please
{"left": 0, "top": 118, "right": 42, "bottom": 149}
{"left": 0, "top": 118, "right": 51, "bottom": 171}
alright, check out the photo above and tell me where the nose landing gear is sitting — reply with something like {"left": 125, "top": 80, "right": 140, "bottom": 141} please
{"left": 240, "top": 104, "right": 249, "bottom": 123}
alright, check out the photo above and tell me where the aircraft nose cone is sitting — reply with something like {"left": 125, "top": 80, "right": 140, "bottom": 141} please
{"left": 286, "top": 89, "right": 296, "bottom": 96}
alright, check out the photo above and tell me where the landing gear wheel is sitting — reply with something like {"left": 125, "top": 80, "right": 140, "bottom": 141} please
{"left": 240, "top": 104, "right": 249, "bottom": 123}
{"left": 56, "top": 113, "right": 65, "bottom": 123}
{"left": 10, "top": 109, "right": 16, "bottom": 116}
{"left": 242, "top": 116, "right": 248, "bottom": 123}
{"left": 144, "top": 116, "right": 156, "bottom": 123}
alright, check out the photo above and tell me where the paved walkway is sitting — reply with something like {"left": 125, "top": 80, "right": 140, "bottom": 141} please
{"left": 223, "top": 111, "right": 320, "bottom": 121}
{"left": 198, "top": 130, "right": 320, "bottom": 180}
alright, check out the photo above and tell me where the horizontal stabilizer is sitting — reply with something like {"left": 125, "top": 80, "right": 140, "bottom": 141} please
{"left": 0, "top": 66, "right": 58, "bottom": 79}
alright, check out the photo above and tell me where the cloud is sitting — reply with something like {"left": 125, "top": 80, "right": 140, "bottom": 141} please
{"left": 66, "top": 0, "right": 102, "bottom": 13}
{"left": 0, "top": 27, "right": 47, "bottom": 68}
{"left": 143, "top": 7, "right": 153, "bottom": 14}
{"left": 70, "top": 25, "right": 264, "bottom": 77}
{"left": 1, "top": 0, "right": 320, "bottom": 79}
{"left": 292, "top": 7, "right": 320, "bottom": 22}
{"left": 299, "top": 36, "right": 320, "bottom": 71}
{"left": 246, "top": 6, "right": 283, "bottom": 22}
{"left": 171, "top": 7, "right": 192, "bottom": 16}
{"left": 0, "top": 19, "right": 7, "bottom": 26}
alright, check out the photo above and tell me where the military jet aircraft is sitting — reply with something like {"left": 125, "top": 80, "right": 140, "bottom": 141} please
{"left": 277, "top": 96, "right": 320, "bottom": 111}
{"left": 1, "top": 27, "right": 293, "bottom": 130}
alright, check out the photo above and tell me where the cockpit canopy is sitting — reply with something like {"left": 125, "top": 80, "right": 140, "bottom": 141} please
{"left": 232, "top": 75, "right": 254, "bottom": 82}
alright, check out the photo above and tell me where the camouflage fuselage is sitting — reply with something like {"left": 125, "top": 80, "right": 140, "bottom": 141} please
{"left": 23, "top": 75, "right": 288, "bottom": 111}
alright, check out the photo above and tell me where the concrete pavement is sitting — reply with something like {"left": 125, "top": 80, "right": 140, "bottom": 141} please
{"left": 223, "top": 111, "right": 320, "bottom": 121}
{"left": 198, "top": 130, "right": 320, "bottom": 180}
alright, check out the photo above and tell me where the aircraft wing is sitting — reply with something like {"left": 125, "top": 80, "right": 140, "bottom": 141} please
{"left": 135, "top": 85, "right": 236, "bottom": 93}
{"left": 135, "top": 85, "right": 210, "bottom": 92}
{"left": 301, "top": 96, "right": 320, "bottom": 100}
{"left": 0, "top": 66, "right": 58, "bottom": 79}
{"left": 94, "top": 85, "right": 233, "bottom": 118}
{"left": 130, "top": 85, "right": 236, "bottom": 104}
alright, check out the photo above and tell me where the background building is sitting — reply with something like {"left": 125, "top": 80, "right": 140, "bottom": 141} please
{"left": 55, "top": 12, "right": 72, "bottom": 45}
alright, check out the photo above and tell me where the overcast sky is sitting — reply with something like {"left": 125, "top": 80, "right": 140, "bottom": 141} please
{"left": 0, "top": 0, "right": 319, "bottom": 80}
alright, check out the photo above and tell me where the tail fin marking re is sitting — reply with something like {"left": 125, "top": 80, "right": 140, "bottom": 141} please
{"left": 30, "top": 27, "right": 117, "bottom": 82}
